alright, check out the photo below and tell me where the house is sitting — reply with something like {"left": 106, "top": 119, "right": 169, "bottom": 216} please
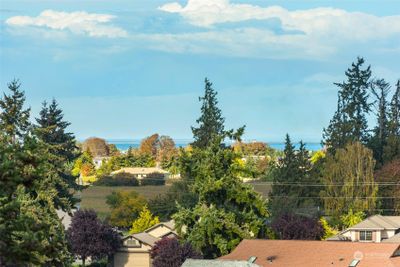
{"left": 182, "top": 259, "right": 260, "bottom": 267}
{"left": 220, "top": 239, "right": 400, "bottom": 267}
{"left": 113, "top": 220, "right": 176, "bottom": 267}
{"left": 328, "top": 215, "right": 400, "bottom": 243}
{"left": 93, "top": 156, "right": 110, "bottom": 169}
{"left": 111, "top": 167, "right": 169, "bottom": 180}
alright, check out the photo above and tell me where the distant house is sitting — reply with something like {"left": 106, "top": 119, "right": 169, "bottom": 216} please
{"left": 220, "top": 239, "right": 400, "bottom": 267}
{"left": 328, "top": 215, "right": 400, "bottom": 243}
{"left": 111, "top": 167, "right": 169, "bottom": 180}
{"left": 112, "top": 220, "right": 176, "bottom": 267}
{"left": 93, "top": 156, "right": 110, "bottom": 169}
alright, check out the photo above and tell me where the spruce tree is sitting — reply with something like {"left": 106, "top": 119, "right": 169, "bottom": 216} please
{"left": 35, "top": 99, "right": 82, "bottom": 210}
{"left": 323, "top": 57, "right": 372, "bottom": 152}
{"left": 191, "top": 78, "right": 225, "bottom": 148}
{"left": 0, "top": 79, "right": 30, "bottom": 141}
{"left": 368, "top": 79, "right": 390, "bottom": 165}
{"left": 0, "top": 81, "right": 72, "bottom": 265}
{"left": 269, "top": 134, "right": 299, "bottom": 216}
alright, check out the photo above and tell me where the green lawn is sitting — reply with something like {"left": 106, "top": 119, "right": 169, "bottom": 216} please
{"left": 80, "top": 185, "right": 170, "bottom": 219}
{"left": 80, "top": 182, "right": 271, "bottom": 219}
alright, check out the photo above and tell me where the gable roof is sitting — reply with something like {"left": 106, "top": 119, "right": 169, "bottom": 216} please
{"left": 144, "top": 220, "right": 175, "bottom": 233}
{"left": 130, "top": 232, "right": 159, "bottom": 247}
{"left": 220, "top": 239, "right": 400, "bottom": 267}
{"left": 348, "top": 215, "right": 400, "bottom": 230}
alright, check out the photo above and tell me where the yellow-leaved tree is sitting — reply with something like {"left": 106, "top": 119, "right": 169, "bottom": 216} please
{"left": 130, "top": 206, "right": 160, "bottom": 234}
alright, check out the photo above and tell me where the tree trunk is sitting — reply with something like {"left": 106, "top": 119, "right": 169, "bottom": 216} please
{"left": 82, "top": 257, "right": 86, "bottom": 267}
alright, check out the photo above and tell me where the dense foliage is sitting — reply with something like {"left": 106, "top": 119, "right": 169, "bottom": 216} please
{"left": 67, "top": 210, "right": 121, "bottom": 266}
{"left": 150, "top": 237, "right": 202, "bottom": 267}
{"left": 173, "top": 136, "right": 268, "bottom": 258}
{"left": 106, "top": 191, "right": 147, "bottom": 228}
{"left": 271, "top": 213, "right": 324, "bottom": 240}
{"left": 0, "top": 81, "right": 72, "bottom": 265}
{"left": 130, "top": 206, "right": 159, "bottom": 234}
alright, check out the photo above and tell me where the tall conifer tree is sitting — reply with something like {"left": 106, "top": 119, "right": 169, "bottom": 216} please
{"left": 383, "top": 80, "right": 400, "bottom": 162}
{"left": 0, "top": 79, "right": 30, "bottom": 141}
{"left": 35, "top": 99, "right": 82, "bottom": 210}
{"left": 323, "top": 57, "right": 371, "bottom": 152}
{"left": 191, "top": 78, "right": 225, "bottom": 148}
{"left": 369, "top": 79, "right": 390, "bottom": 165}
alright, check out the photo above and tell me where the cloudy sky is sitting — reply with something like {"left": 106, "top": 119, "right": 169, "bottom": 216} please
{"left": 1, "top": 0, "right": 399, "bottom": 142}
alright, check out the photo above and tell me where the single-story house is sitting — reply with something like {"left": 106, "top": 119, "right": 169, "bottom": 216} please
{"left": 220, "top": 239, "right": 400, "bottom": 267}
{"left": 328, "top": 215, "right": 400, "bottom": 243}
{"left": 111, "top": 167, "right": 169, "bottom": 180}
{"left": 93, "top": 156, "right": 110, "bottom": 169}
{"left": 182, "top": 259, "right": 260, "bottom": 267}
{"left": 113, "top": 220, "right": 176, "bottom": 267}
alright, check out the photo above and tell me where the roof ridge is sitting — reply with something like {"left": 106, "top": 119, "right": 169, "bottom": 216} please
{"left": 371, "top": 215, "right": 399, "bottom": 228}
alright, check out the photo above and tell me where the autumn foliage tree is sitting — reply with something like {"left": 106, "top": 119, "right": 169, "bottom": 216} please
{"left": 82, "top": 137, "right": 109, "bottom": 157}
{"left": 130, "top": 206, "right": 160, "bottom": 234}
{"left": 150, "top": 237, "right": 202, "bottom": 267}
{"left": 140, "top": 133, "right": 159, "bottom": 158}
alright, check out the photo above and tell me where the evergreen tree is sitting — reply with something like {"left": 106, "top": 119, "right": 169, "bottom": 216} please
{"left": 173, "top": 134, "right": 268, "bottom": 258}
{"left": 35, "top": 99, "right": 82, "bottom": 211}
{"left": 0, "top": 81, "right": 73, "bottom": 265}
{"left": 368, "top": 79, "right": 390, "bottom": 166}
{"left": 323, "top": 57, "right": 372, "bottom": 152}
{"left": 191, "top": 78, "right": 225, "bottom": 148}
{"left": 0, "top": 79, "right": 30, "bottom": 141}
{"left": 383, "top": 80, "right": 400, "bottom": 162}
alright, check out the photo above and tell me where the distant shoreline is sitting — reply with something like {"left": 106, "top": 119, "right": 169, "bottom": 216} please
{"left": 106, "top": 140, "right": 323, "bottom": 152}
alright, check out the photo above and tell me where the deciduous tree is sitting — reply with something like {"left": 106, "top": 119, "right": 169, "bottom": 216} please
{"left": 130, "top": 206, "right": 159, "bottom": 233}
{"left": 67, "top": 210, "right": 121, "bottom": 266}
{"left": 150, "top": 237, "right": 202, "bottom": 267}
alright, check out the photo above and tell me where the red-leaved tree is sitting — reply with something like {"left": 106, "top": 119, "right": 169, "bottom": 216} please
{"left": 272, "top": 213, "right": 324, "bottom": 240}
{"left": 150, "top": 237, "right": 202, "bottom": 267}
{"left": 66, "top": 209, "right": 121, "bottom": 266}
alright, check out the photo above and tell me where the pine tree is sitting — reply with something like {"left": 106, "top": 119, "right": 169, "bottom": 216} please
{"left": 368, "top": 79, "right": 390, "bottom": 165}
{"left": 35, "top": 99, "right": 82, "bottom": 211}
{"left": 0, "top": 80, "right": 30, "bottom": 141}
{"left": 383, "top": 80, "right": 400, "bottom": 163}
{"left": 191, "top": 78, "right": 225, "bottom": 148}
{"left": 323, "top": 57, "right": 372, "bottom": 152}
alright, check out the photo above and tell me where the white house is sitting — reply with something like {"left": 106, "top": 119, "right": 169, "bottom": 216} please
{"left": 111, "top": 167, "right": 169, "bottom": 180}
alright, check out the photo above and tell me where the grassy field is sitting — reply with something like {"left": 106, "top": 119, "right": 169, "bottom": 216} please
{"left": 80, "top": 185, "right": 170, "bottom": 219}
{"left": 80, "top": 182, "right": 272, "bottom": 219}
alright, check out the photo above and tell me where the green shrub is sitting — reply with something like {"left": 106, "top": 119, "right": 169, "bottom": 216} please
{"left": 141, "top": 172, "right": 165, "bottom": 186}
{"left": 94, "top": 172, "right": 139, "bottom": 186}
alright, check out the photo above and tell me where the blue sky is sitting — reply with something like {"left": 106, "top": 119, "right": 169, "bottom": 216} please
{"left": 1, "top": 0, "right": 399, "bottom": 142}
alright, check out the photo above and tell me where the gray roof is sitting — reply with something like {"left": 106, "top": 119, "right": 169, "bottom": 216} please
{"left": 382, "top": 232, "right": 400, "bottom": 243}
{"left": 131, "top": 232, "right": 159, "bottom": 246}
{"left": 348, "top": 215, "right": 400, "bottom": 230}
{"left": 182, "top": 259, "right": 260, "bottom": 267}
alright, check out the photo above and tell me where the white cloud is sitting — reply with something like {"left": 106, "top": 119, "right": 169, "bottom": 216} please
{"left": 159, "top": 0, "right": 400, "bottom": 40}
{"left": 155, "top": 1, "right": 400, "bottom": 59}
{"left": 6, "top": 10, "right": 128, "bottom": 38}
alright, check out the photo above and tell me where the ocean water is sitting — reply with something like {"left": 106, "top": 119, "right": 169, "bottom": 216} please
{"left": 108, "top": 140, "right": 322, "bottom": 152}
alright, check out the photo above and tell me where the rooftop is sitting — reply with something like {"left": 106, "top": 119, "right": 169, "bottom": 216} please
{"left": 348, "top": 215, "right": 400, "bottom": 230}
{"left": 220, "top": 239, "right": 400, "bottom": 267}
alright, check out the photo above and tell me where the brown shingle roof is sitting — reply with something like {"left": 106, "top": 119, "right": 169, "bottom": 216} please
{"left": 220, "top": 239, "right": 400, "bottom": 267}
